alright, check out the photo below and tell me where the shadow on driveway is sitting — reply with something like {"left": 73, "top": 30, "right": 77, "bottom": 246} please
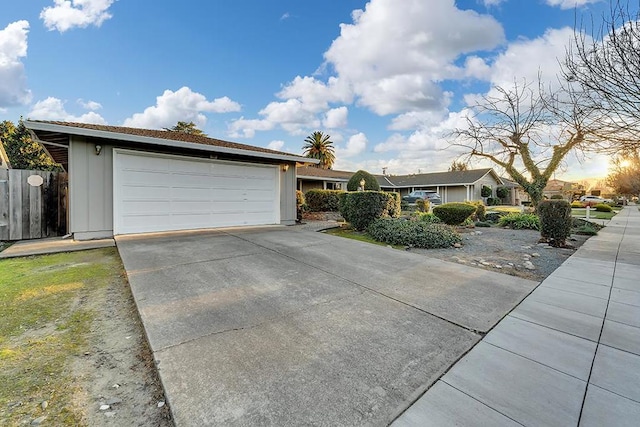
{"left": 116, "top": 226, "right": 537, "bottom": 426}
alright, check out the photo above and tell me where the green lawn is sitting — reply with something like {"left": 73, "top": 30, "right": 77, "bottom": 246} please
{"left": 0, "top": 248, "right": 123, "bottom": 426}
{"left": 571, "top": 208, "right": 620, "bottom": 220}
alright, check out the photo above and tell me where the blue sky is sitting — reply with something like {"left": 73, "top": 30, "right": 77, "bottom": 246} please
{"left": 0, "top": 0, "right": 614, "bottom": 180}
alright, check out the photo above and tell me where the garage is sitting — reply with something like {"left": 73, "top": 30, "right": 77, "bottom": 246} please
{"left": 25, "top": 121, "right": 312, "bottom": 240}
{"left": 113, "top": 150, "right": 279, "bottom": 234}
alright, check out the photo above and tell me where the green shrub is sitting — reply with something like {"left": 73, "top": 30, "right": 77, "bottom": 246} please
{"left": 412, "top": 212, "right": 441, "bottom": 223}
{"left": 466, "top": 200, "right": 486, "bottom": 221}
{"left": 416, "top": 198, "right": 430, "bottom": 212}
{"left": 347, "top": 170, "right": 380, "bottom": 191}
{"left": 481, "top": 185, "right": 492, "bottom": 198}
{"left": 496, "top": 186, "right": 509, "bottom": 200}
{"left": 485, "top": 211, "right": 504, "bottom": 223}
{"left": 574, "top": 225, "right": 598, "bottom": 235}
{"left": 539, "top": 200, "right": 572, "bottom": 247}
{"left": 475, "top": 221, "right": 492, "bottom": 227}
{"left": 367, "top": 218, "right": 461, "bottom": 249}
{"left": 594, "top": 203, "right": 613, "bottom": 212}
{"left": 498, "top": 213, "right": 540, "bottom": 230}
{"left": 339, "top": 191, "right": 400, "bottom": 231}
{"left": 433, "top": 203, "right": 477, "bottom": 225}
{"left": 486, "top": 197, "right": 500, "bottom": 206}
{"left": 550, "top": 194, "right": 564, "bottom": 200}
{"left": 304, "top": 189, "right": 345, "bottom": 212}
{"left": 571, "top": 200, "right": 584, "bottom": 208}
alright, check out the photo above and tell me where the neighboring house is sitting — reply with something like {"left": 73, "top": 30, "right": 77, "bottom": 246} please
{"left": 296, "top": 166, "right": 352, "bottom": 193}
{"left": 500, "top": 177, "right": 530, "bottom": 205}
{"left": 376, "top": 168, "right": 509, "bottom": 204}
{"left": 25, "top": 121, "right": 315, "bottom": 240}
{"left": 543, "top": 179, "right": 582, "bottom": 201}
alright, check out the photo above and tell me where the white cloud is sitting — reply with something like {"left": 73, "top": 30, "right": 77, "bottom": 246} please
{"left": 77, "top": 99, "right": 102, "bottom": 110}
{"left": 0, "top": 21, "right": 32, "bottom": 107}
{"left": 337, "top": 132, "right": 368, "bottom": 158}
{"left": 545, "top": 0, "right": 602, "bottom": 10}
{"left": 482, "top": 0, "right": 507, "bottom": 6}
{"left": 280, "top": 12, "right": 291, "bottom": 21}
{"left": 324, "top": 0, "right": 505, "bottom": 115}
{"left": 323, "top": 107, "right": 348, "bottom": 129}
{"left": 40, "top": 0, "right": 116, "bottom": 32}
{"left": 123, "top": 87, "right": 241, "bottom": 129}
{"left": 228, "top": 117, "right": 273, "bottom": 138}
{"left": 29, "top": 97, "right": 106, "bottom": 124}
{"left": 267, "top": 140, "right": 285, "bottom": 151}
{"left": 489, "top": 27, "right": 576, "bottom": 89}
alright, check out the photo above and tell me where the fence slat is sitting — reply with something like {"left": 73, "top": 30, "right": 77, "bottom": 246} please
{"left": 9, "top": 170, "right": 22, "bottom": 240}
{"left": 0, "top": 169, "right": 8, "bottom": 240}
{"left": 29, "top": 174, "right": 42, "bottom": 239}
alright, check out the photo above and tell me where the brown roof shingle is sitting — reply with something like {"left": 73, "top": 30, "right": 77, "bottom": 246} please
{"left": 27, "top": 120, "right": 303, "bottom": 158}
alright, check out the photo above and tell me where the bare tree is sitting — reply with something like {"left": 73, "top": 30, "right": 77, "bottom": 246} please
{"left": 564, "top": 0, "right": 640, "bottom": 149}
{"left": 606, "top": 149, "right": 640, "bottom": 196}
{"left": 448, "top": 160, "right": 468, "bottom": 171}
{"left": 452, "top": 79, "right": 596, "bottom": 207}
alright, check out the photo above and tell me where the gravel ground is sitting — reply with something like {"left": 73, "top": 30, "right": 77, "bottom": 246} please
{"left": 407, "top": 227, "right": 589, "bottom": 282}
{"left": 300, "top": 220, "right": 591, "bottom": 282}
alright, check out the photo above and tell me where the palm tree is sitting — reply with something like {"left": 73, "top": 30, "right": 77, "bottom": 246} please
{"left": 303, "top": 131, "right": 335, "bottom": 169}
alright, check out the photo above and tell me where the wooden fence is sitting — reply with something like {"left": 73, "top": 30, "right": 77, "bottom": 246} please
{"left": 0, "top": 169, "right": 68, "bottom": 241}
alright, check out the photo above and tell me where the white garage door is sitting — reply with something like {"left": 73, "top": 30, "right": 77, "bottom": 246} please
{"left": 113, "top": 150, "right": 279, "bottom": 234}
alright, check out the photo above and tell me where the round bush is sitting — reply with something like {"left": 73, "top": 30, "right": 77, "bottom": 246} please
{"left": 432, "top": 203, "right": 477, "bottom": 225}
{"left": 496, "top": 186, "right": 509, "bottom": 200}
{"left": 466, "top": 200, "right": 486, "bottom": 221}
{"left": 498, "top": 213, "right": 540, "bottom": 230}
{"left": 367, "top": 218, "right": 461, "bottom": 248}
{"left": 347, "top": 170, "right": 380, "bottom": 191}
{"left": 416, "top": 199, "right": 430, "bottom": 212}
{"left": 339, "top": 191, "right": 400, "bottom": 230}
{"left": 481, "top": 185, "right": 492, "bottom": 198}
{"left": 594, "top": 203, "right": 612, "bottom": 212}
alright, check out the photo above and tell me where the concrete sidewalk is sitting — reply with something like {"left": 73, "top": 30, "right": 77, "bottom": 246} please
{"left": 0, "top": 236, "right": 115, "bottom": 259}
{"left": 393, "top": 205, "right": 640, "bottom": 426}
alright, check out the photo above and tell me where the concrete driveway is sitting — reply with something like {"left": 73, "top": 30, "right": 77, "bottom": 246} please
{"left": 116, "top": 226, "right": 538, "bottom": 426}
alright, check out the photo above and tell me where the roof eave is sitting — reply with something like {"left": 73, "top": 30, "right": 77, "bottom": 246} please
{"left": 24, "top": 120, "right": 317, "bottom": 164}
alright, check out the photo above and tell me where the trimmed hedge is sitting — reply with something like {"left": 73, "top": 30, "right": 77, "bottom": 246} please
{"left": 539, "top": 200, "right": 572, "bottom": 247}
{"left": 496, "top": 186, "right": 509, "bottom": 200}
{"left": 432, "top": 202, "right": 477, "bottom": 225}
{"left": 367, "top": 218, "right": 461, "bottom": 248}
{"left": 339, "top": 191, "right": 400, "bottom": 230}
{"left": 305, "top": 189, "right": 345, "bottom": 212}
{"left": 498, "top": 213, "right": 540, "bottom": 230}
{"left": 347, "top": 170, "right": 380, "bottom": 191}
{"left": 594, "top": 203, "right": 613, "bottom": 212}
{"left": 481, "top": 185, "right": 492, "bottom": 198}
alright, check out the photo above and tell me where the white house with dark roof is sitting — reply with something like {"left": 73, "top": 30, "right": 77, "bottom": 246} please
{"left": 376, "top": 168, "right": 506, "bottom": 204}
{"left": 296, "top": 166, "right": 353, "bottom": 192}
{"left": 26, "top": 121, "right": 316, "bottom": 240}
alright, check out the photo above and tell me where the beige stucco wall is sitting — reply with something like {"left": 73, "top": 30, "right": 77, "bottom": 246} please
{"left": 280, "top": 166, "right": 296, "bottom": 225}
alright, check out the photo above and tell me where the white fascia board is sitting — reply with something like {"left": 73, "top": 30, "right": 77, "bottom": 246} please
{"left": 25, "top": 121, "right": 318, "bottom": 165}
{"left": 297, "top": 175, "right": 349, "bottom": 182}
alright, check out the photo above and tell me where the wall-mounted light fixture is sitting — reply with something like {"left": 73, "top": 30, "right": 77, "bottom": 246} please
{"left": 282, "top": 164, "right": 289, "bottom": 172}
{"left": 95, "top": 144, "right": 102, "bottom": 156}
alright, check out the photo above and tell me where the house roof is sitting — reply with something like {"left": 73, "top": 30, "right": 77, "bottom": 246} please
{"left": 296, "top": 166, "right": 353, "bottom": 181}
{"left": 25, "top": 120, "right": 317, "bottom": 171}
{"left": 377, "top": 168, "right": 503, "bottom": 188}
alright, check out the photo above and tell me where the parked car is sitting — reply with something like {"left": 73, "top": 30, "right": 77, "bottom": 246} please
{"left": 579, "top": 195, "right": 606, "bottom": 204}
{"left": 402, "top": 190, "right": 442, "bottom": 205}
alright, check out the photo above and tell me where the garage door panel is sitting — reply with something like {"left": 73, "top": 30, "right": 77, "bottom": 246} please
{"left": 122, "top": 200, "right": 172, "bottom": 214}
{"left": 114, "top": 151, "right": 279, "bottom": 234}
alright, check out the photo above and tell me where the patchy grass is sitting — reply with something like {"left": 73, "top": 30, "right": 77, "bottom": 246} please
{"left": 571, "top": 208, "right": 619, "bottom": 220}
{"left": 0, "top": 248, "right": 122, "bottom": 426}
{"left": 324, "top": 227, "right": 404, "bottom": 249}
